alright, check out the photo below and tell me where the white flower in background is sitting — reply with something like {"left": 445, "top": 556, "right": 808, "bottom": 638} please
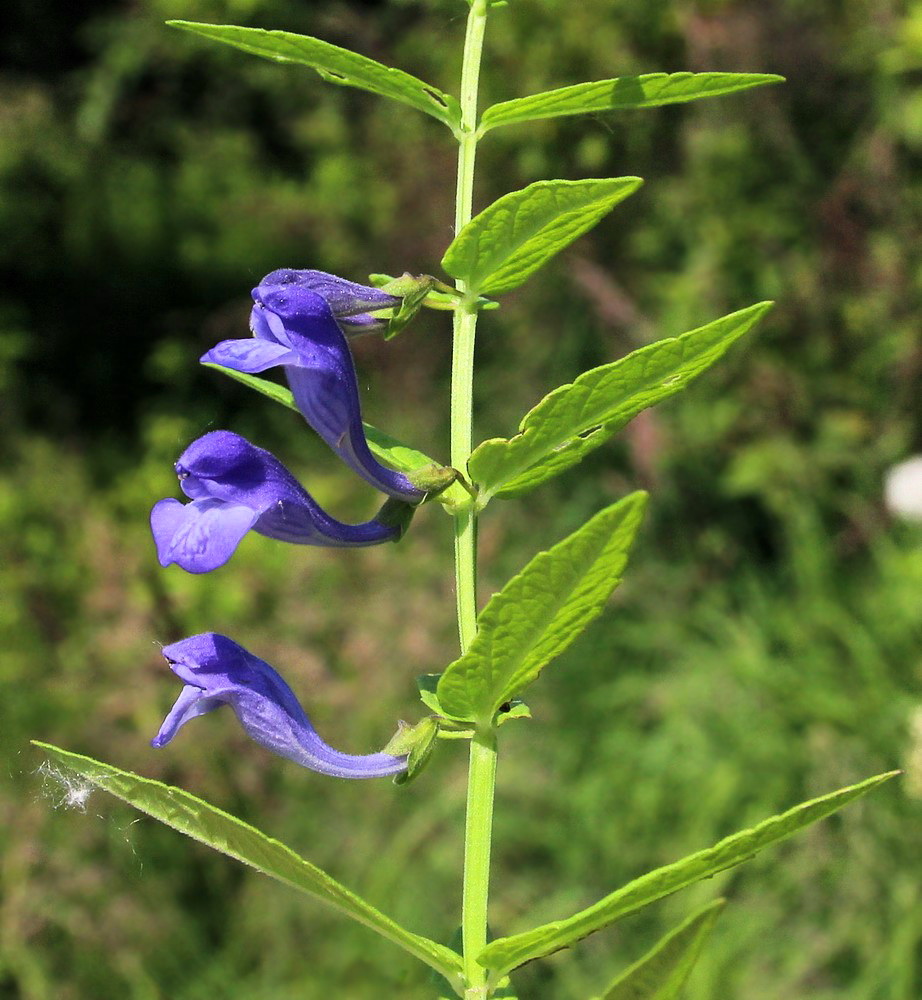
{"left": 884, "top": 456, "right": 922, "bottom": 520}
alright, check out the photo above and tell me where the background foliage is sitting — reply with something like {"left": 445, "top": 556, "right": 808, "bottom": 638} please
{"left": 2, "top": 0, "right": 921, "bottom": 997}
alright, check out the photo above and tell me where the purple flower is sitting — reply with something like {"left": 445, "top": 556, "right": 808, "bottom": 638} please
{"left": 200, "top": 269, "right": 426, "bottom": 504}
{"left": 201, "top": 269, "right": 426, "bottom": 503}
{"left": 258, "top": 268, "right": 399, "bottom": 335}
{"left": 150, "top": 430, "right": 413, "bottom": 574}
{"left": 152, "top": 634, "right": 407, "bottom": 779}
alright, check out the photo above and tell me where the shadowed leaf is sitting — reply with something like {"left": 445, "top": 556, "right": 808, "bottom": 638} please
{"left": 594, "top": 900, "right": 725, "bottom": 1000}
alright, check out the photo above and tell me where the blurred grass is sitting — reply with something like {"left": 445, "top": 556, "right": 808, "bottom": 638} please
{"left": 2, "top": 0, "right": 921, "bottom": 997}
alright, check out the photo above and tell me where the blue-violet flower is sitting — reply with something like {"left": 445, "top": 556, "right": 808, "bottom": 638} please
{"left": 200, "top": 269, "right": 425, "bottom": 504}
{"left": 150, "top": 430, "right": 412, "bottom": 574}
{"left": 152, "top": 633, "right": 407, "bottom": 779}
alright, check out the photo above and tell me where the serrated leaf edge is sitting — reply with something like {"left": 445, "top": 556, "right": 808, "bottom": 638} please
{"left": 469, "top": 302, "right": 774, "bottom": 504}
{"left": 436, "top": 492, "right": 647, "bottom": 722}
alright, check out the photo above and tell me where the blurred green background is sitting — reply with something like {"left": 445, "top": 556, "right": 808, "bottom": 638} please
{"left": 2, "top": 0, "right": 921, "bottom": 997}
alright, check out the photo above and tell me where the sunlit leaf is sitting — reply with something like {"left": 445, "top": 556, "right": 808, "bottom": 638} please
{"left": 479, "top": 771, "right": 899, "bottom": 979}
{"left": 34, "top": 742, "right": 465, "bottom": 988}
{"left": 441, "top": 178, "right": 642, "bottom": 296}
{"left": 168, "top": 21, "right": 460, "bottom": 129}
{"left": 469, "top": 303, "right": 773, "bottom": 504}
{"left": 436, "top": 493, "right": 646, "bottom": 724}
{"left": 480, "top": 72, "right": 784, "bottom": 132}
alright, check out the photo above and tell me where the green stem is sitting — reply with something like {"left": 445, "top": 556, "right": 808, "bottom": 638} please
{"left": 451, "top": 2, "right": 496, "bottom": 996}
{"left": 451, "top": 0, "right": 487, "bottom": 656}
{"left": 451, "top": 305, "right": 478, "bottom": 654}
{"left": 461, "top": 728, "right": 498, "bottom": 998}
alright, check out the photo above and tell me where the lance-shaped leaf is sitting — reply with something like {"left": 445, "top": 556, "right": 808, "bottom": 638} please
{"left": 478, "top": 771, "right": 898, "bottom": 980}
{"left": 441, "top": 178, "right": 642, "bottom": 296}
{"left": 479, "top": 72, "right": 784, "bottom": 133}
{"left": 593, "top": 900, "right": 725, "bottom": 1000}
{"left": 33, "top": 742, "right": 465, "bottom": 992}
{"left": 436, "top": 493, "right": 647, "bottom": 724}
{"left": 168, "top": 21, "right": 460, "bottom": 130}
{"left": 469, "top": 302, "right": 773, "bottom": 504}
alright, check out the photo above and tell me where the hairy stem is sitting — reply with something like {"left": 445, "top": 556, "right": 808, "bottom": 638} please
{"left": 451, "top": 1, "right": 496, "bottom": 996}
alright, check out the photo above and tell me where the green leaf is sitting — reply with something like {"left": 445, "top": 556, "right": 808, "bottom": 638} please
{"left": 594, "top": 900, "right": 725, "bottom": 1000}
{"left": 202, "top": 363, "right": 436, "bottom": 475}
{"left": 479, "top": 72, "right": 784, "bottom": 133}
{"left": 34, "top": 742, "right": 465, "bottom": 989}
{"left": 469, "top": 302, "right": 773, "bottom": 504}
{"left": 436, "top": 493, "right": 647, "bottom": 724}
{"left": 417, "top": 674, "right": 472, "bottom": 723}
{"left": 479, "top": 771, "right": 899, "bottom": 979}
{"left": 417, "top": 675, "right": 531, "bottom": 729}
{"left": 495, "top": 700, "right": 532, "bottom": 726}
{"left": 441, "top": 177, "right": 642, "bottom": 296}
{"left": 167, "top": 21, "right": 460, "bottom": 129}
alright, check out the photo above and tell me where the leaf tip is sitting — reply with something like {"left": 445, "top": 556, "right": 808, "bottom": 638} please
{"left": 874, "top": 769, "right": 902, "bottom": 783}
{"left": 622, "top": 489, "right": 650, "bottom": 519}
{"left": 747, "top": 300, "right": 776, "bottom": 322}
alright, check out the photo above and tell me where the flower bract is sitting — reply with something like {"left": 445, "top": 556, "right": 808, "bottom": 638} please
{"left": 150, "top": 430, "right": 412, "bottom": 573}
{"left": 152, "top": 633, "right": 408, "bottom": 779}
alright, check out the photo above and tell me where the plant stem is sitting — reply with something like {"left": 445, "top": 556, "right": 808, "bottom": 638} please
{"left": 451, "top": 0, "right": 487, "bottom": 655}
{"left": 462, "top": 728, "right": 498, "bottom": 998}
{"left": 451, "top": 2, "right": 496, "bottom": 996}
{"left": 451, "top": 303, "right": 478, "bottom": 655}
